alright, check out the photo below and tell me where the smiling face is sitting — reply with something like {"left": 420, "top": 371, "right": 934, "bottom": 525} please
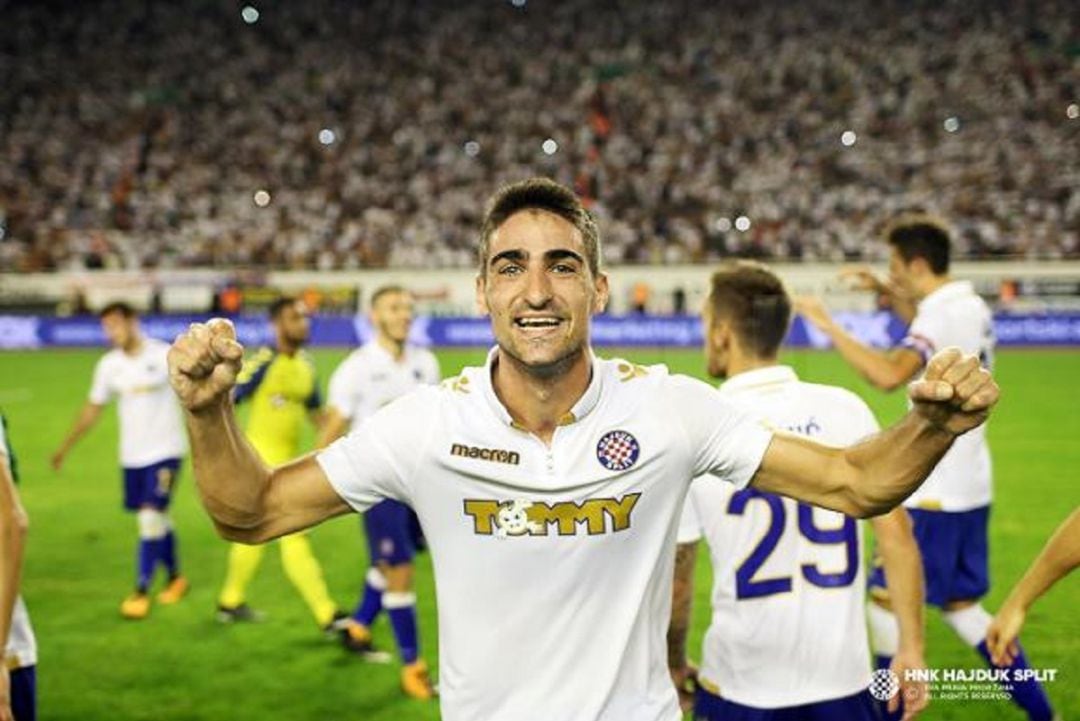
{"left": 371, "top": 289, "right": 414, "bottom": 345}
{"left": 477, "top": 209, "right": 609, "bottom": 376}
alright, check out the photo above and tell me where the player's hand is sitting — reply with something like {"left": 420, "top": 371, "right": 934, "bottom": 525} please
{"left": 0, "top": 666, "right": 13, "bottom": 721}
{"left": 168, "top": 318, "right": 244, "bottom": 413}
{"left": 838, "top": 265, "right": 887, "bottom": 293}
{"left": 793, "top": 296, "right": 835, "bottom": 331}
{"left": 909, "top": 347, "right": 999, "bottom": 436}
{"left": 50, "top": 449, "right": 65, "bottom": 471}
{"left": 669, "top": 662, "right": 698, "bottom": 713}
{"left": 986, "top": 600, "right": 1025, "bottom": 666}
{"left": 890, "top": 650, "right": 929, "bottom": 720}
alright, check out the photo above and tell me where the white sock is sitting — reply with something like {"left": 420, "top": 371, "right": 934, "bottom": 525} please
{"left": 942, "top": 603, "right": 993, "bottom": 646}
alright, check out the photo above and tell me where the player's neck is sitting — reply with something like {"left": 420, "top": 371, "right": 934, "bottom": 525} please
{"left": 277, "top": 338, "right": 300, "bottom": 357}
{"left": 120, "top": 334, "right": 144, "bottom": 356}
{"left": 916, "top": 274, "right": 951, "bottom": 300}
{"left": 725, "top": 352, "right": 779, "bottom": 379}
{"left": 375, "top": 334, "right": 406, "bottom": 361}
{"left": 491, "top": 348, "right": 592, "bottom": 445}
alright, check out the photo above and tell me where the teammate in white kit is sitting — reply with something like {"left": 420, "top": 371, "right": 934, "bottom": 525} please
{"left": 668, "top": 262, "right": 927, "bottom": 721}
{"left": 797, "top": 215, "right": 1055, "bottom": 721}
{"left": 317, "top": 285, "right": 441, "bottom": 698}
{"left": 167, "top": 179, "right": 999, "bottom": 721}
{"left": 0, "top": 412, "right": 36, "bottom": 721}
{"left": 52, "top": 303, "right": 189, "bottom": 620}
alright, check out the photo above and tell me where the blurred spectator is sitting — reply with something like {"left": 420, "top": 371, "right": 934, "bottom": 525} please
{"left": 0, "top": 0, "right": 1077, "bottom": 272}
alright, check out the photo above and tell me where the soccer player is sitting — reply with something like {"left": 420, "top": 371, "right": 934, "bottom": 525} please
{"left": 987, "top": 507, "right": 1079, "bottom": 666}
{"left": 52, "top": 302, "right": 188, "bottom": 619}
{"left": 0, "top": 412, "right": 36, "bottom": 721}
{"left": 316, "top": 285, "right": 440, "bottom": 698}
{"left": 668, "top": 261, "right": 928, "bottom": 721}
{"left": 215, "top": 297, "right": 345, "bottom": 634}
{"left": 796, "top": 215, "right": 1055, "bottom": 721}
{"left": 168, "top": 178, "right": 999, "bottom": 721}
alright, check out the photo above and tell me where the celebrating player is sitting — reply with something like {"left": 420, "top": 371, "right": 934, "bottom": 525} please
{"left": 796, "top": 216, "right": 1055, "bottom": 721}
{"left": 214, "top": 297, "right": 346, "bottom": 634}
{"left": 52, "top": 302, "right": 188, "bottom": 619}
{"left": 316, "top": 285, "right": 440, "bottom": 699}
{"left": 0, "top": 412, "right": 36, "bottom": 721}
{"left": 668, "top": 261, "right": 928, "bottom": 721}
{"left": 168, "top": 178, "right": 999, "bottom": 721}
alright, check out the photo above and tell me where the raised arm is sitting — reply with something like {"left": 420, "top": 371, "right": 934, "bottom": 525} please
{"left": 51, "top": 402, "right": 104, "bottom": 470}
{"left": 751, "top": 348, "right": 998, "bottom": 518}
{"left": 794, "top": 296, "right": 923, "bottom": 391}
{"left": 986, "top": 508, "right": 1080, "bottom": 665}
{"left": 168, "top": 319, "right": 349, "bottom": 543}
{"left": 871, "top": 509, "right": 928, "bottom": 719}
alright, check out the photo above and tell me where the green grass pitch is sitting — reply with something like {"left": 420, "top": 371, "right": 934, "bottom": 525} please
{"left": 0, "top": 347, "right": 1076, "bottom": 720}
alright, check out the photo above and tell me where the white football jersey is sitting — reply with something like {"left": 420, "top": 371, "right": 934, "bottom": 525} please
{"left": 900, "top": 281, "right": 994, "bottom": 511}
{"left": 0, "top": 417, "right": 37, "bottom": 670}
{"left": 317, "top": 350, "right": 773, "bottom": 721}
{"left": 88, "top": 337, "right": 187, "bottom": 468}
{"left": 326, "top": 341, "right": 440, "bottom": 431}
{"left": 678, "top": 365, "right": 879, "bottom": 708}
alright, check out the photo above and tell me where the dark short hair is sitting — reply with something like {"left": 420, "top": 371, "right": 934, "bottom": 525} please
{"left": 478, "top": 177, "right": 600, "bottom": 276}
{"left": 708, "top": 261, "right": 792, "bottom": 359}
{"left": 99, "top": 301, "right": 137, "bottom": 319}
{"left": 886, "top": 215, "right": 951, "bottom": 275}
{"left": 268, "top": 296, "right": 299, "bottom": 320}
{"left": 370, "top": 285, "right": 409, "bottom": 308}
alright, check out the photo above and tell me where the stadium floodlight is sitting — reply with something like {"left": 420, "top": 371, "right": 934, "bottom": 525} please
{"left": 318, "top": 129, "right": 336, "bottom": 145}
{"left": 241, "top": 5, "right": 260, "bottom": 24}
{"left": 1068, "top": 104, "right": 1079, "bottom": 120}
{"left": 464, "top": 140, "right": 480, "bottom": 157}
{"left": 840, "top": 130, "right": 857, "bottom": 147}
{"left": 542, "top": 138, "right": 558, "bottom": 155}
{"left": 735, "top": 215, "right": 751, "bottom": 232}
{"left": 715, "top": 217, "right": 732, "bottom": 233}
{"left": 944, "top": 117, "right": 960, "bottom": 133}
{"left": 510, "top": 0, "right": 527, "bottom": 7}
{"left": 253, "top": 190, "right": 271, "bottom": 207}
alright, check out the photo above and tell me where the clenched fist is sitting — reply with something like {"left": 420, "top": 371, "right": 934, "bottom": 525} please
{"left": 168, "top": 318, "right": 245, "bottom": 413}
{"left": 909, "top": 347, "right": 999, "bottom": 436}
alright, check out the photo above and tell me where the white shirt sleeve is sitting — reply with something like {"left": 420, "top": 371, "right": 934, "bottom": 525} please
{"left": 667, "top": 375, "right": 774, "bottom": 489}
{"left": 676, "top": 482, "right": 703, "bottom": 544}
{"left": 87, "top": 356, "right": 114, "bottom": 405}
{"left": 325, "top": 360, "right": 356, "bottom": 420}
{"left": 424, "top": 351, "right": 441, "bottom": 385}
{"left": 315, "top": 386, "right": 438, "bottom": 512}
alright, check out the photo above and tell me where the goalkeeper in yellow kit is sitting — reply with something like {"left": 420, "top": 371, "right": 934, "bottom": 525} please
{"left": 215, "top": 297, "right": 345, "bottom": 633}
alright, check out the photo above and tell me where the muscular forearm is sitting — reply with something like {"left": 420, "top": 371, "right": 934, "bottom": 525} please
{"left": 842, "top": 412, "right": 955, "bottom": 517}
{"left": 186, "top": 401, "right": 273, "bottom": 536}
{"left": 1002, "top": 509, "right": 1080, "bottom": 612}
{"left": 667, "top": 542, "right": 697, "bottom": 669}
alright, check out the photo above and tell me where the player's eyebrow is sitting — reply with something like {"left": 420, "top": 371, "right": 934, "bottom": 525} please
{"left": 488, "top": 248, "right": 585, "bottom": 267}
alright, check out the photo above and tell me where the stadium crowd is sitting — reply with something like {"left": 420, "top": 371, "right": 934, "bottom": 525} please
{"left": 1, "top": 0, "right": 1078, "bottom": 272}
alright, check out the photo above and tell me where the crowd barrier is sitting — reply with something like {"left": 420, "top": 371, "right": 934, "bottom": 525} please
{"left": 2, "top": 312, "right": 1079, "bottom": 350}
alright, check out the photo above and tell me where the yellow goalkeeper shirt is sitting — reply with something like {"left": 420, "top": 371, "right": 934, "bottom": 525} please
{"left": 233, "top": 347, "right": 321, "bottom": 465}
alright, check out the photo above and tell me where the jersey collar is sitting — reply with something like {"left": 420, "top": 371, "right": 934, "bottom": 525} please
{"left": 479, "top": 346, "right": 603, "bottom": 430}
{"left": 718, "top": 365, "right": 798, "bottom": 396}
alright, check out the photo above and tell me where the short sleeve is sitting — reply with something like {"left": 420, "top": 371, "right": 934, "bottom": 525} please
{"left": 899, "top": 309, "right": 942, "bottom": 366}
{"left": 326, "top": 361, "right": 356, "bottom": 419}
{"left": 667, "top": 375, "right": 774, "bottom": 490}
{"left": 315, "top": 386, "right": 438, "bottom": 512}
{"left": 424, "top": 352, "right": 441, "bottom": 385}
{"left": 676, "top": 482, "right": 703, "bottom": 544}
{"left": 88, "top": 356, "right": 114, "bottom": 405}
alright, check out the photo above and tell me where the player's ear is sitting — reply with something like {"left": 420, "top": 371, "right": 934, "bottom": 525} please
{"left": 592, "top": 272, "right": 610, "bottom": 314}
{"left": 475, "top": 274, "right": 490, "bottom": 316}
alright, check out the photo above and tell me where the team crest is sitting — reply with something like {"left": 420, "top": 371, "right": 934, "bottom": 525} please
{"left": 596, "top": 430, "right": 640, "bottom": 471}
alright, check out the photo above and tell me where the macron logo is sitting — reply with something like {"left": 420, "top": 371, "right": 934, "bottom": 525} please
{"left": 450, "top": 443, "right": 521, "bottom": 466}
